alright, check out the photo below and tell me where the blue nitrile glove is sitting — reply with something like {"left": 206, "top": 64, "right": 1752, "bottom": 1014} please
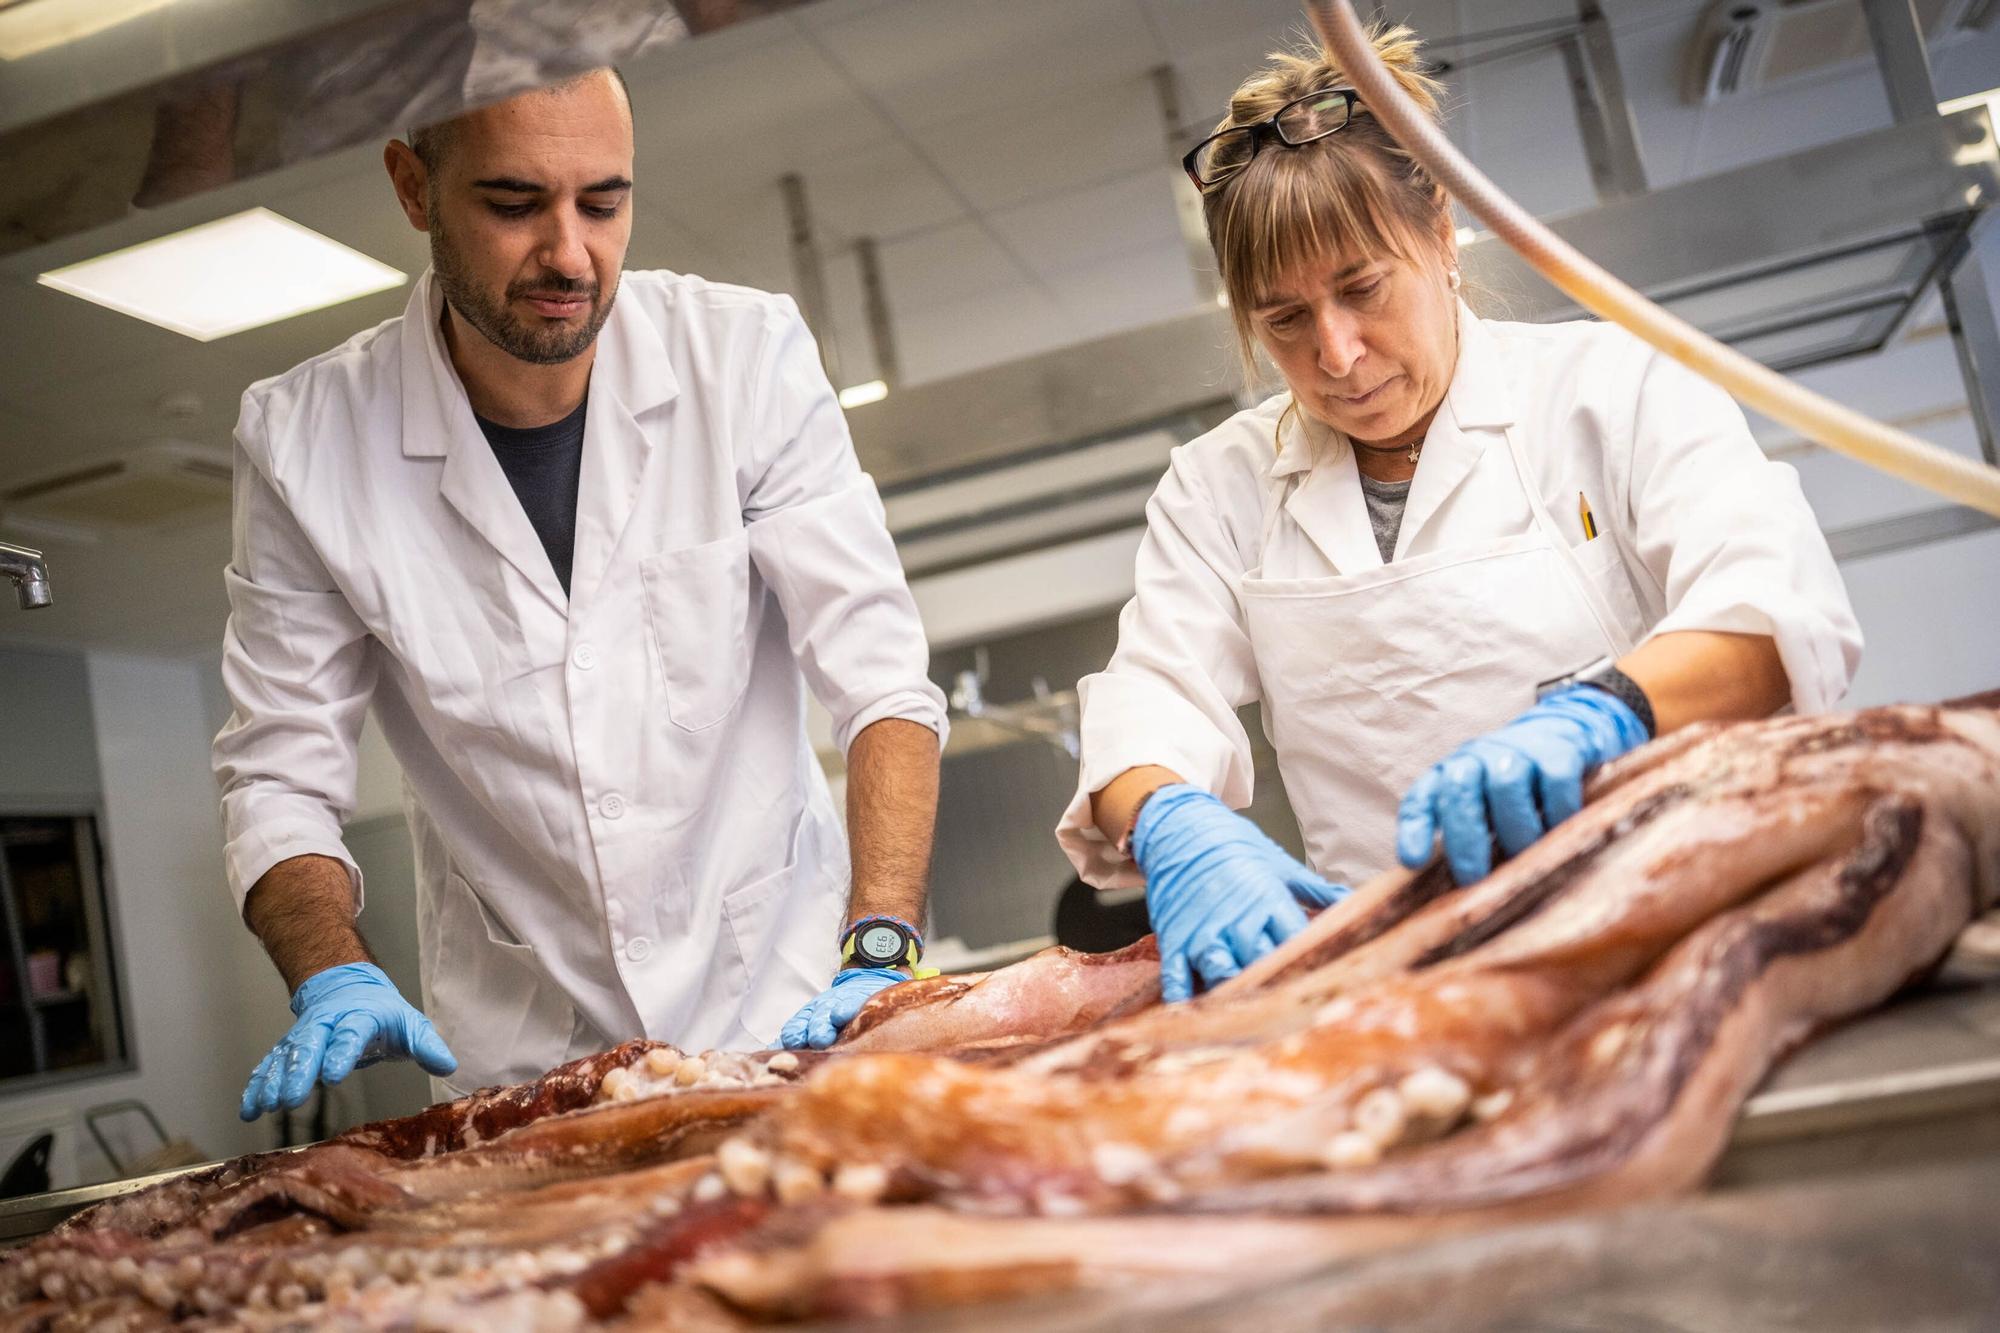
{"left": 240, "top": 962, "right": 457, "bottom": 1122}
{"left": 1396, "top": 684, "right": 1651, "bottom": 886}
{"left": 1130, "top": 784, "right": 1349, "bottom": 1003}
{"left": 780, "top": 968, "right": 906, "bottom": 1051}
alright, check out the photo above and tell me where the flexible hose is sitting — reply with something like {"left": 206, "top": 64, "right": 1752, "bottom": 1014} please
{"left": 1303, "top": 0, "right": 2000, "bottom": 519}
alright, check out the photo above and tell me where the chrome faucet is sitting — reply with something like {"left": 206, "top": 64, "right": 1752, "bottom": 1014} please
{"left": 1, "top": 542, "right": 52, "bottom": 609}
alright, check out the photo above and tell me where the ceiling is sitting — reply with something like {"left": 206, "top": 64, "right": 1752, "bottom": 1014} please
{"left": 1, "top": 0, "right": 1997, "bottom": 654}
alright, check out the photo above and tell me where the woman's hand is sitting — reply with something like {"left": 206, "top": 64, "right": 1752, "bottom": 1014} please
{"left": 1131, "top": 785, "right": 1348, "bottom": 1001}
{"left": 1396, "top": 685, "right": 1648, "bottom": 884}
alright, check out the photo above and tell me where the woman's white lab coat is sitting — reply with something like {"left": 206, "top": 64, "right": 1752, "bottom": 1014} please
{"left": 1057, "top": 304, "right": 1860, "bottom": 890}
{"left": 213, "top": 270, "right": 946, "bottom": 1092}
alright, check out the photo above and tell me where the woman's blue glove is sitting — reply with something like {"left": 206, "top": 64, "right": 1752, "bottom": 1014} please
{"left": 1396, "top": 685, "right": 1650, "bottom": 886}
{"left": 241, "top": 962, "right": 456, "bottom": 1121}
{"left": 780, "top": 968, "right": 906, "bottom": 1050}
{"left": 1130, "top": 784, "right": 1348, "bottom": 1003}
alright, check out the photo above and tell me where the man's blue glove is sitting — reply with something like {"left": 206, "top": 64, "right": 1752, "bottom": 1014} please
{"left": 240, "top": 962, "right": 457, "bottom": 1122}
{"left": 1130, "top": 784, "right": 1348, "bottom": 1004}
{"left": 1397, "top": 685, "right": 1650, "bottom": 886}
{"left": 780, "top": 968, "right": 905, "bottom": 1051}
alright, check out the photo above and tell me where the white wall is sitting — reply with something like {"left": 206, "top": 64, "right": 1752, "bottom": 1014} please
{"left": 0, "top": 651, "right": 280, "bottom": 1183}
{"left": 0, "top": 645, "right": 100, "bottom": 807}
{"left": 1838, "top": 527, "right": 2000, "bottom": 708}
{"left": 92, "top": 653, "right": 279, "bottom": 1161}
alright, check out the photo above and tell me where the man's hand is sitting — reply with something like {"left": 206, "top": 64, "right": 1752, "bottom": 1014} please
{"left": 779, "top": 967, "right": 906, "bottom": 1051}
{"left": 240, "top": 963, "right": 457, "bottom": 1121}
{"left": 1131, "top": 784, "right": 1348, "bottom": 1003}
{"left": 1396, "top": 684, "right": 1649, "bottom": 885}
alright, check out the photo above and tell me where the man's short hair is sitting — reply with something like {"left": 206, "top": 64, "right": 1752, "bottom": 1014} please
{"left": 408, "top": 67, "right": 631, "bottom": 175}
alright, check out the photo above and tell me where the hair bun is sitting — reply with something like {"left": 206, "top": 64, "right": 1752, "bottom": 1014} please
{"left": 1325, "top": 22, "right": 1442, "bottom": 124}
{"left": 1224, "top": 22, "right": 1442, "bottom": 131}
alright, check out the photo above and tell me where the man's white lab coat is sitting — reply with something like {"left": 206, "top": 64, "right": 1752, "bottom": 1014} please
{"left": 214, "top": 270, "right": 946, "bottom": 1091}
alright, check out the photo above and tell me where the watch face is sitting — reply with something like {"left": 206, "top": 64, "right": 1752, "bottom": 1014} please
{"left": 858, "top": 924, "right": 904, "bottom": 964}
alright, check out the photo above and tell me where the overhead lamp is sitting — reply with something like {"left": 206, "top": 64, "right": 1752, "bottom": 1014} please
{"left": 38, "top": 208, "right": 405, "bottom": 341}
{"left": 837, "top": 380, "right": 889, "bottom": 409}
{"left": 1939, "top": 86, "right": 2000, "bottom": 125}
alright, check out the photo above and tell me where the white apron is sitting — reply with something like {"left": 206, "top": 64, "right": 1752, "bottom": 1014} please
{"left": 1238, "top": 406, "right": 1636, "bottom": 886}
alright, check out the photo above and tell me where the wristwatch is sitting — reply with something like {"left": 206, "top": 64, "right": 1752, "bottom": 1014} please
{"left": 839, "top": 915, "right": 926, "bottom": 973}
{"left": 1536, "top": 655, "right": 1657, "bottom": 738}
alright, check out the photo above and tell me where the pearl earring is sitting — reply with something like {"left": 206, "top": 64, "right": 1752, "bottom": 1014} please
{"left": 1448, "top": 267, "right": 1462, "bottom": 292}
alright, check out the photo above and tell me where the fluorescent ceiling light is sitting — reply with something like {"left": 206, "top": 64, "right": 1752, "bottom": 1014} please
{"left": 838, "top": 379, "right": 889, "bottom": 409}
{"left": 0, "top": 0, "right": 180, "bottom": 62}
{"left": 38, "top": 208, "right": 405, "bottom": 341}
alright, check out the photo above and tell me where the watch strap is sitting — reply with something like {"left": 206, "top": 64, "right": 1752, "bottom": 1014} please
{"left": 1574, "top": 664, "right": 1656, "bottom": 738}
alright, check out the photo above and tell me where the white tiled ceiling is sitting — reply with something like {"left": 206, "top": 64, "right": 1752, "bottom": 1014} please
{"left": 3, "top": 0, "right": 2000, "bottom": 653}
{"left": 800, "top": 0, "right": 1165, "bottom": 128}
{"left": 912, "top": 77, "right": 1166, "bottom": 216}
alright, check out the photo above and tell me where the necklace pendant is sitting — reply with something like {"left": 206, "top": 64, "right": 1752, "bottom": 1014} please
{"left": 1408, "top": 443, "right": 1421, "bottom": 463}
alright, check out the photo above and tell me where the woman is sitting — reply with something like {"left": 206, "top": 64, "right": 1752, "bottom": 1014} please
{"left": 1054, "top": 27, "right": 1860, "bottom": 1004}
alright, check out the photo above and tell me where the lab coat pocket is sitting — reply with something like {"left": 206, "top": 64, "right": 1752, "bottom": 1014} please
{"left": 422, "top": 871, "right": 576, "bottom": 1090}
{"left": 640, "top": 531, "right": 755, "bottom": 732}
{"left": 719, "top": 808, "right": 848, "bottom": 1047}
{"left": 1571, "top": 530, "right": 1648, "bottom": 650}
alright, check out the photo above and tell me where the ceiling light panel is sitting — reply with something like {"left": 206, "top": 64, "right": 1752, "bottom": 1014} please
{"left": 38, "top": 207, "right": 405, "bottom": 341}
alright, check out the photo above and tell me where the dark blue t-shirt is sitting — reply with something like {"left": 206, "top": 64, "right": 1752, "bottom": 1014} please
{"left": 474, "top": 394, "right": 586, "bottom": 596}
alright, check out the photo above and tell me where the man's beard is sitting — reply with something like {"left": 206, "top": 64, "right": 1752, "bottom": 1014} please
{"left": 429, "top": 210, "right": 618, "bottom": 365}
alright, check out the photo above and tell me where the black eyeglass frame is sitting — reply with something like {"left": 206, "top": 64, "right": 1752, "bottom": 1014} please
{"left": 1181, "top": 87, "right": 1361, "bottom": 191}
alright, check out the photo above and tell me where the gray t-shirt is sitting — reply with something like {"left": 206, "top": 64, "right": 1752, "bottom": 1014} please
{"left": 475, "top": 394, "right": 587, "bottom": 595}
{"left": 1357, "top": 472, "right": 1412, "bottom": 563}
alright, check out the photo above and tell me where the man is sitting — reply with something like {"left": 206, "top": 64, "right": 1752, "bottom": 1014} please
{"left": 217, "top": 68, "right": 947, "bottom": 1120}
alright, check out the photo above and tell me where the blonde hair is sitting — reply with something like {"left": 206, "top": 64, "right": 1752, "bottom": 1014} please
{"left": 1200, "top": 25, "right": 1449, "bottom": 370}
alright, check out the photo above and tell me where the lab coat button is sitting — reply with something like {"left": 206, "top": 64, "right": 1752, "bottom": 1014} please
{"left": 571, "top": 644, "right": 597, "bottom": 670}
{"left": 599, "top": 792, "right": 626, "bottom": 819}
{"left": 625, "top": 935, "right": 652, "bottom": 963}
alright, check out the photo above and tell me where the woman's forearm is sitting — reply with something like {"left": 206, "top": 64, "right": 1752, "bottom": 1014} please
{"left": 1618, "top": 629, "right": 1791, "bottom": 736}
{"left": 1089, "top": 765, "right": 1187, "bottom": 848}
